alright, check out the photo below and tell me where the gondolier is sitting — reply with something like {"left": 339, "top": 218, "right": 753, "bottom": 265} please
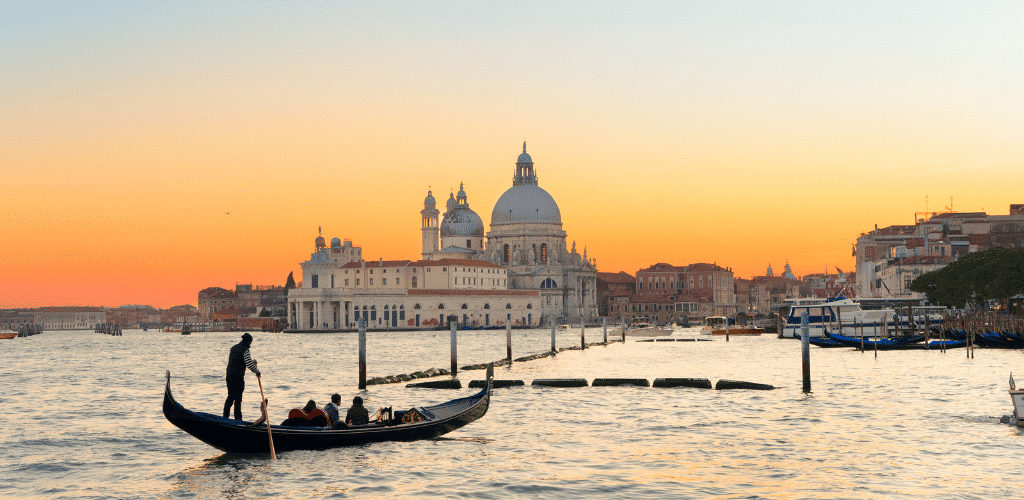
{"left": 224, "top": 332, "right": 261, "bottom": 420}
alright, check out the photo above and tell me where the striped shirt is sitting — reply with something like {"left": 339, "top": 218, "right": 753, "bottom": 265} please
{"left": 227, "top": 341, "right": 261, "bottom": 379}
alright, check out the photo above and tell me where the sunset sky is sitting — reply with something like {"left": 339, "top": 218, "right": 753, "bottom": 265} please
{"left": 3, "top": 2, "right": 1022, "bottom": 308}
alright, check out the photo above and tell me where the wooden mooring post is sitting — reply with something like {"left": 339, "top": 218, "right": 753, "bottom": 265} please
{"left": 506, "top": 320, "right": 512, "bottom": 364}
{"left": 581, "top": 317, "right": 586, "bottom": 349}
{"left": 358, "top": 317, "right": 367, "bottom": 389}
{"left": 550, "top": 317, "right": 556, "bottom": 353}
{"left": 449, "top": 315, "right": 458, "bottom": 377}
{"left": 603, "top": 317, "right": 607, "bottom": 343}
{"left": 801, "top": 312, "right": 811, "bottom": 393}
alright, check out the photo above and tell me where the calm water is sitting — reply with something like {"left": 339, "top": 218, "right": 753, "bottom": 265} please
{"left": 2, "top": 328, "right": 1023, "bottom": 499}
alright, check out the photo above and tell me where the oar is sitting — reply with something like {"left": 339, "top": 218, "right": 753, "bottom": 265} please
{"left": 256, "top": 376, "right": 277, "bottom": 459}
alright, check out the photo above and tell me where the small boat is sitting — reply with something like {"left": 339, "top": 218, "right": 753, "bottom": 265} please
{"left": 700, "top": 317, "right": 762, "bottom": 336}
{"left": 1009, "top": 373, "right": 1024, "bottom": 428}
{"left": 625, "top": 320, "right": 672, "bottom": 337}
{"left": 557, "top": 324, "right": 571, "bottom": 329}
{"left": 1, "top": 331, "right": 18, "bottom": 340}
{"left": 163, "top": 366, "right": 493, "bottom": 453}
{"left": 825, "top": 332, "right": 925, "bottom": 350}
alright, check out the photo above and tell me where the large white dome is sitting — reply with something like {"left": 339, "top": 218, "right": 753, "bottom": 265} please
{"left": 491, "top": 184, "right": 562, "bottom": 225}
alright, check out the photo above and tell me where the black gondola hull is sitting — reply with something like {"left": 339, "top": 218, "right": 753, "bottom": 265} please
{"left": 163, "top": 369, "right": 491, "bottom": 454}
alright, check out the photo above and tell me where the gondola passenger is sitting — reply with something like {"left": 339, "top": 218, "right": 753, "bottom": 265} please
{"left": 346, "top": 396, "right": 369, "bottom": 425}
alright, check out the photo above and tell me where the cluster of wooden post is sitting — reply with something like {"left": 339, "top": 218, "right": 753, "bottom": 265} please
{"left": 357, "top": 316, "right": 619, "bottom": 389}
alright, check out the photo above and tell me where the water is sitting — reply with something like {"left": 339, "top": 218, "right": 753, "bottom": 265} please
{"left": 2, "top": 328, "right": 1022, "bottom": 499}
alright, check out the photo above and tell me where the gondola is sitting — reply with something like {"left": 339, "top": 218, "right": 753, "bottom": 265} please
{"left": 824, "top": 332, "right": 925, "bottom": 350}
{"left": 163, "top": 365, "right": 492, "bottom": 453}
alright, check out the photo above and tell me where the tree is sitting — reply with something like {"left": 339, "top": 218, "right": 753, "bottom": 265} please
{"left": 910, "top": 247, "right": 1024, "bottom": 309}
{"left": 284, "top": 271, "right": 297, "bottom": 289}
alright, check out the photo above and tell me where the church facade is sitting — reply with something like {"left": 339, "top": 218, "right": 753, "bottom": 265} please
{"left": 286, "top": 144, "right": 599, "bottom": 330}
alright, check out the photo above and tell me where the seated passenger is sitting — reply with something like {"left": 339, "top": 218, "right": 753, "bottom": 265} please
{"left": 323, "top": 394, "right": 342, "bottom": 426}
{"left": 323, "top": 393, "right": 350, "bottom": 429}
{"left": 280, "top": 399, "right": 326, "bottom": 427}
{"left": 346, "top": 396, "right": 369, "bottom": 425}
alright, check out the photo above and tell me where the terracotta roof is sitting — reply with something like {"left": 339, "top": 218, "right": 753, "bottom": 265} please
{"left": 597, "top": 271, "right": 635, "bottom": 283}
{"left": 35, "top": 306, "right": 105, "bottom": 312}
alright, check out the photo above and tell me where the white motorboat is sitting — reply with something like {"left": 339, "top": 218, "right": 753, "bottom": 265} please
{"left": 780, "top": 296, "right": 896, "bottom": 339}
{"left": 1009, "top": 373, "right": 1024, "bottom": 428}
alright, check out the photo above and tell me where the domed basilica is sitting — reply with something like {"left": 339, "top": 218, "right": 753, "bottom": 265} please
{"left": 287, "top": 143, "right": 598, "bottom": 331}
{"left": 421, "top": 143, "right": 598, "bottom": 322}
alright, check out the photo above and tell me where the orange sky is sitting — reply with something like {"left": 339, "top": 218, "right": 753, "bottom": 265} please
{"left": 3, "top": 3, "right": 1022, "bottom": 308}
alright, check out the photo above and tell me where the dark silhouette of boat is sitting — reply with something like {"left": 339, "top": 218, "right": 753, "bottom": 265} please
{"left": 825, "top": 332, "right": 925, "bottom": 350}
{"left": 163, "top": 366, "right": 492, "bottom": 453}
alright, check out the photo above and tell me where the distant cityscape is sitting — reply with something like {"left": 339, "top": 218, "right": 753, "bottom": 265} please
{"left": 5, "top": 145, "right": 1022, "bottom": 333}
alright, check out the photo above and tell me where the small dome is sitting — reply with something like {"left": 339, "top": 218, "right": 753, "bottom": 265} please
{"left": 331, "top": 237, "right": 342, "bottom": 248}
{"left": 424, "top": 190, "right": 436, "bottom": 205}
{"left": 315, "top": 235, "right": 326, "bottom": 248}
{"left": 440, "top": 208, "right": 485, "bottom": 237}
{"left": 446, "top": 193, "right": 457, "bottom": 210}
{"left": 491, "top": 184, "right": 561, "bottom": 225}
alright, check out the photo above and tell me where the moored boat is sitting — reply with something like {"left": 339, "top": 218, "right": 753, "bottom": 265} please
{"left": 780, "top": 296, "right": 897, "bottom": 339}
{"left": 625, "top": 320, "right": 672, "bottom": 337}
{"left": 1, "top": 331, "right": 18, "bottom": 340}
{"left": 163, "top": 366, "right": 493, "bottom": 453}
{"left": 700, "top": 317, "right": 762, "bottom": 336}
{"left": 825, "top": 332, "right": 925, "bottom": 350}
{"left": 1009, "top": 373, "right": 1024, "bottom": 428}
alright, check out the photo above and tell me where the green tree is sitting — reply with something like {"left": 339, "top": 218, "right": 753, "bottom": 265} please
{"left": 910, "top": 247, "right": 1024, "bottom": 309}
{"left": 284, "top": 271, "right": 297, "bottom": 289}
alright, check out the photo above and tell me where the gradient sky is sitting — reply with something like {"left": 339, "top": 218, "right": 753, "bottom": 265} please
{"left": 3, "top": 2, "right": 1022, "bottom": 308}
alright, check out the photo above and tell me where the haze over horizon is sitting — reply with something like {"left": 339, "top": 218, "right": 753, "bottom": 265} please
{"left": 3, "top": 2, "right": 1022, "bottom": 309}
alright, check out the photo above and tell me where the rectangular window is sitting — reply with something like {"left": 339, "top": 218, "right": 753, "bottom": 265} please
{"left": 382, "top": 278, "right": 387, "bottom": 286}
{"left": 356, "top": 279, "right": 360, "bottom": 286}
{"left": 311, "top": 275, "right": 319, "bottom": 288}
{"left": 370, "top": 279, "right": 374, "bottom": 286}
{"left": 331, "top": 275, "right": 335, "bottom": 288}
{"left": 396, "top": 278, "right": 401, "bottom": 285}
{"left": 345, "top": 279, "right": 349, "bottom": 286}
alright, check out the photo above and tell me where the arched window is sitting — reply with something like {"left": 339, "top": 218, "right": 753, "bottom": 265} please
{"left": 414, "top": 304, "right": 421, "bottom": 309}
{"left": 505, "top": 303, "right": 512, "bottom": 309}
{"left": 541, "top": 278, "right": 557, "bottom": 289}
{"left": 484, "top": 304, "right": 490, "bottom": 309}
{"left": 461, "top": 304, "right": 468, "bottom": 309}
{"left": 438, "top": 304, "right": 445, "bottom": 309}
{"left": 540, "top": 243, "right": 547, "bottom": 263}
{"left": 503, "top": 244, "right": 510, "bottom": 262}
{"left": 527, "top": 303, "right": 533, "bottom": 309}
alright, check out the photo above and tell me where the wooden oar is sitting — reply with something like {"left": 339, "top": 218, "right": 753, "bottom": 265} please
{"left": 256, "top": 376, "right": 277, "bottom": 459}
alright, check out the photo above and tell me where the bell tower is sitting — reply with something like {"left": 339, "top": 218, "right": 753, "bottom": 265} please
{"left": 421, "top": 190, "right": 440, "bottom": 258}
